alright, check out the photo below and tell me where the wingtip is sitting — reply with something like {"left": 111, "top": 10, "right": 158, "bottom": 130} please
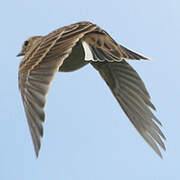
{"left": 33, "top": 139, "right": 41, "bottom": 159}
{"left": 138, "top": 53, "right": 151, "bottom": 60}
{"left": 159, "top": 153, "right": 163, "bottom": 159}
{"left": 157, "top": 147, "right": 166, "bottom": 159}
{"left": 144, "top": 56, "right": 152, "bottom": 61}
{"left": 35, "top": 149, "right": 40, "bottom": 159}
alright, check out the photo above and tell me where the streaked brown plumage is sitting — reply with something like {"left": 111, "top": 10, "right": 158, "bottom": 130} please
{"left": 17, "top": 21, "right": 166, "bottom": 158}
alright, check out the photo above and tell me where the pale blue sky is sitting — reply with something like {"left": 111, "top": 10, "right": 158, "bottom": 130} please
{"left": 1, "top": 0, "right": 180, "bottom": 179}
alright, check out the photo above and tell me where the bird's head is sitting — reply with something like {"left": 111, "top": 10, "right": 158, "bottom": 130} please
{"left": 17, "top": 36, "right": 42, "bottom": 57}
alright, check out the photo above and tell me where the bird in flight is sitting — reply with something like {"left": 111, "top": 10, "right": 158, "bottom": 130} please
{"left": 17, "top": 21, "right": 166, "bottom": 158}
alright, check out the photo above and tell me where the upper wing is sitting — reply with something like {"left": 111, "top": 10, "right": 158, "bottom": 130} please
{"left": 18, "top": 21, "right": 97, "bottom": 157}
{"left": 91, "top": 60, "right": 166, "bottom": 157}
{"left": 83, "top": 29, "right": 149, "bottom": 62}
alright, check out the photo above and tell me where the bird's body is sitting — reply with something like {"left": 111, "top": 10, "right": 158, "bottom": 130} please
{"left": 59, "top": 41, "right": 88, "bottom": 72}
{"left": 17, "top": 21, "right": 166, "bottom": 158}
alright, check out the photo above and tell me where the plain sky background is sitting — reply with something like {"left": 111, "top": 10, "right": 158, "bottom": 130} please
{"left": 1, "top": 0, "right": 180, "bottom": 179}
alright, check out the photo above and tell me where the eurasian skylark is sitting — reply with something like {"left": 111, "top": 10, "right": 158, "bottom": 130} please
{"left": 17, "top": 21, "right": 166, "bottom": 158}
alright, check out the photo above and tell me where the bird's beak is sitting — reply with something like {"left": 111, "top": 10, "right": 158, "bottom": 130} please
{"left": 16, "top": 52, "right": 24, "bottom": 57}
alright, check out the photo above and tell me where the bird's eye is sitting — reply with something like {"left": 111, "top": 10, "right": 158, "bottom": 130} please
{"left": 24, "top": 40, "right": 29, "bottom": 46}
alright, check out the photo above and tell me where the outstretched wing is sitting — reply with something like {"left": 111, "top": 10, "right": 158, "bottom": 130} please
{"left": 83, "top": 28, "right": 149, "bottom": 61}
{"left": 91, "top": 60, "right": 166, "bottom": 157}
{"left": 84, "top": 26, "right": 165, "bottom": 157}
{"left": 18, "top": 21, "right": 97, "bottom": 157}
